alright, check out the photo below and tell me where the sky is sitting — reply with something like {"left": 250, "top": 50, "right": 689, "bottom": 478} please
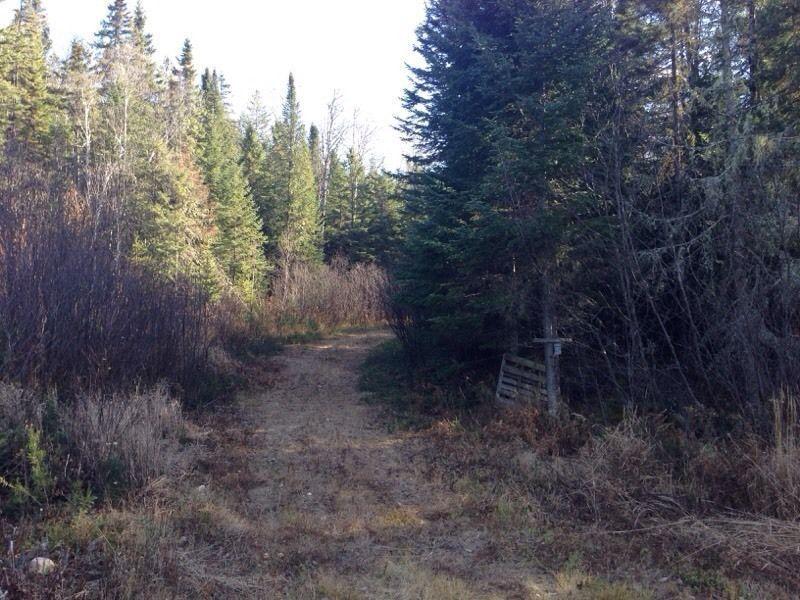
{"left": 0, "top": 0, "right": 428, "bottom": 169}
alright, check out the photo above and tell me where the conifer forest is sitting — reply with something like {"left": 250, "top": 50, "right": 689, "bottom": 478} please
{"left": 1, "top": 0, "right": 800, "bottom": 598}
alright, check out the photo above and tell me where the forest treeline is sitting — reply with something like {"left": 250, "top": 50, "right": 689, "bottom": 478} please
{"left": 0, "top": 0, "right": 399, "bottom": 389}
{"left": 396, "top": 0, "right": 800, "bottom": 425}
{"left": 0, "top": 0, "right": 394, "bottom": 520}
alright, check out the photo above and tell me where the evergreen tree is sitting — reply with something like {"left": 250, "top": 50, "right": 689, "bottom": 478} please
{"left": 178, "top": 38, "right": 196, "bottom": 85}
{"left": 325, "top": 163, "right": 401, "bottom": 265}
{"left": 197, "top": 69, "right": 268, "bottom": 299}
{"left": 241, "top": 91, "right": 270, "bottom": 142}
{"left": 308, "top": 123, "right": 322, "bottom": 193}
{"left": 132, "top": 144, "right": 219, "bottom": 290}
{"left": 240, "top": 122, "right": 268, "bottom": 221}
{"left": 398, "top": 0, "right": 610, "bottom": 365}
{"left": 132, "top": 1, "right": 155, "bottom": 56}
{"left": 323, "top": 150, "right": 349, "bottom": 234}
{"left": 166, "top": 39, "right": 199, "bottom": 152}
{"left": 0, "top": 4, "right": 53, "bottom": 155}
{"left": 95, "top": 0, "right": 132, "bottom": 50}
{"left": 263, "top": 74, "right": 321, "bottom": 265}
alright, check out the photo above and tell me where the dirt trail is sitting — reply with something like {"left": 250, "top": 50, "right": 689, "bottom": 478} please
{"left": 236, "top": 330, "right": 554, "bottom": 599}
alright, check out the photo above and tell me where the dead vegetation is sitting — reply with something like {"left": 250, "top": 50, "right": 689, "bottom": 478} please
{"left": 267, "top": 258, "right": 390, "bottom": 338}
{"left": 5, "top": 331, "right": 798, "bottom": 599}
{"left": 416, "top": 401, "right": 800, "bottom": 597}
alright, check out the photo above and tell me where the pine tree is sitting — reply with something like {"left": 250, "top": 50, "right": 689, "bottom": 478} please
{"left": 308, "top": 123, "right": 322, "bottom": 192}
{"left": 165, "top": 39, "right": 199, "bottom": 153}
{"left": 323, "top": 150, "right": 349, "bottom": 235}
{"left": 263, "top": 74, "right": 321, "bottom": 265}
{"left": 325, "top": 161, "right": 400, "bottom": 265}
{"left": 241, "top": 91, "right": 270, "bottom": 142}
{"left": 16, "top": 0, "right": 50, "bottom": 51}
{"left": 197, "top": 69, "right": 268, "bottom": 299}
{"left": 178, "top": 39, "right": 196, "bottom": 85}
{"left": 0, "top": 4, "right": 53, "bottom": 155}
{"left": 398, "top": 0, "right": 610, "bottom": 364}
{"left": 132, "top": 144, "right": 220, "bottom": 290}
{"left": 95, "top": 0, "right": 132, "bottom": 50}
{"left": 132, "top": 1, "right": 155, "bottom": 56}
{"left": 240, "top": 122, "right": 268, "bottom": 218}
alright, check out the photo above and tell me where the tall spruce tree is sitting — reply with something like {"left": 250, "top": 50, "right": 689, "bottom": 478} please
{"left": 132, "top": 1, "right": 155, "bottom": 56}
{"left": 0, "top": 3, "right": 53, "bottom": 155}
{"left": 240, "top": 122, "right": 268, "bottom": 222}
{"left": 398, "top": 0, "right": 610, "bottom": 367}
{"left": 263, "top": 74, "right": 321, "bottom": 265}
{"left": 95, "top": 0, "right": 132, "bottom": 50}
{"left": 197, "top": 69, "right": 267, "bottom": 299}
{"left": 178, "top": 39, "right": 196, "bottom": 85}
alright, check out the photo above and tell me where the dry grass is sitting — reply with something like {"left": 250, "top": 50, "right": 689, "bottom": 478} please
{"left": 419, "top": 397, "right": 800, "bottom": 596}
{"left": 554, "top": 567, "right": 654, "bottom": 600}
{"left": 63, "top": 386, "right": 188, "bottom": 491}
{"left": 291, "top": 560, "right": 501, "bottom": 600}
{"left": 0, "top": 392, "right": 275, "bottom": 599}
{"left": 0, "top": 383, "right": 45, "bottom": 432}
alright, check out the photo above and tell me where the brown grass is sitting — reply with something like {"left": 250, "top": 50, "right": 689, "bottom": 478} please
{"left": 422, "top": 396, "right": 800, "bottom": 594}
{"left": 62, "top": 386, "right": 189, "bottom": 491}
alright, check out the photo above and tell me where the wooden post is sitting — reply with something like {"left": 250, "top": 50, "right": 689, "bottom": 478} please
{"left": 542, "top": 274, "right": 559, "bottom": 416}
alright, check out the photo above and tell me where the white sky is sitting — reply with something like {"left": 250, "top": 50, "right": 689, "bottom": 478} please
{"left": 0, "top": 0, "right": 427, "bottom": 169}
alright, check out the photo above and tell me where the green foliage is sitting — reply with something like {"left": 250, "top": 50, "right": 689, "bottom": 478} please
{"left": 240, "top": 122, "right": 269, "bottom": 220}
{"left": 131, "top": 144, "right": 221, "bottom": 292}
{"left": 25, "top": 426, "right": 52, "bottom": 500}
{"left": 95, "top": 0, "right": 132, "bottom": 50}
{"left": 325, "top": 167, "right": 403, "bottom": 265}
{"left": 0, "top": 6, "right": 54, "bottom": 154}
{"left": 262, "top": 74, "right": 321, "bottom": 264}
{"left": 198, "top": 69, "right": 268, "bottom": 299}
{"left": 397, "top": 0, "right": 800, "bottom": 416}
{"left": 0, "top": 425, "right": 51, "bottom": 515}
{"left": 397, "top": 0, "right": 606, "bottom": 367}
{"left": 68, "top": 481, "right": 96, "bottom": 514}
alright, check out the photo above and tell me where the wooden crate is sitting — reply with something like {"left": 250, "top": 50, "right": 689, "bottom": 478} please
{"left": 495, "top": 354, "right": 547, "bottom": 405}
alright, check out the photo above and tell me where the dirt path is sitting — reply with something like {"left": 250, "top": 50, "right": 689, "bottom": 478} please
{"left": 234, "top": 330, "right": 554, "bottom": 599}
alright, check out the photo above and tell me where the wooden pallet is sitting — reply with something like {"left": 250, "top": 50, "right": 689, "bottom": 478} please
{"left": 495, "top": 354, "right": 547, "bottom": 405}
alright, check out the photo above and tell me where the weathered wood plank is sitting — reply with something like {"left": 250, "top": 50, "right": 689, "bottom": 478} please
{"left": 504, "top": 354, "right": 546, "bottom": 373}
{"left": 496, "top": 353, "right": 549, "bottom": 405}
{"left": 498, "top": 381, "right": 546, "bottom": 400}
{"left": 499, "top": 377, "right": 544, "bottom": 394}
{"left": 501, "top": 363, "right": 547, "bottom": 384}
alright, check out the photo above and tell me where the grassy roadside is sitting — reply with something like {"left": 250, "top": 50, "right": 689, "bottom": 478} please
{"left": 0, "top": 341, "right": 281, "bottom": 599}
{"left": 360, "top": 340, "right": 799, "bottom": 599}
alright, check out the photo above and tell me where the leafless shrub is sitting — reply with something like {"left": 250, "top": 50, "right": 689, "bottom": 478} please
{"left": 0, "top": 383, "right": 45, "bottom": 433}
{"left": 0, "top": 164, "right": 211, "bottom": 394}
{"left": 61, "top": 385, "right": 187, "bottom": 491}
{"left": 269, "top": 257, "right": 389, "bottom": 333}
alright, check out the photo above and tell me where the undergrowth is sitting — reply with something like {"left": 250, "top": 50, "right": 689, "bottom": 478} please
{"left": 360, "top": 341, "right": 800, "bottom": 596}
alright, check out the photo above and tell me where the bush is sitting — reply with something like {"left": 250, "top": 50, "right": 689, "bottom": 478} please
{"left": 0, "top": 168, "right": 211, "bottom": 395}
{"left": 466, "top": 402, "right": 800, "bottom": 586}
{"left": 0, "top": 382, "right": 188, "bottom": 514}
{"left": 268, "top": 257, "right": 389, "bottom": 335}
{"left": 62, "top": 386, "right": 186, "bottom": 494}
